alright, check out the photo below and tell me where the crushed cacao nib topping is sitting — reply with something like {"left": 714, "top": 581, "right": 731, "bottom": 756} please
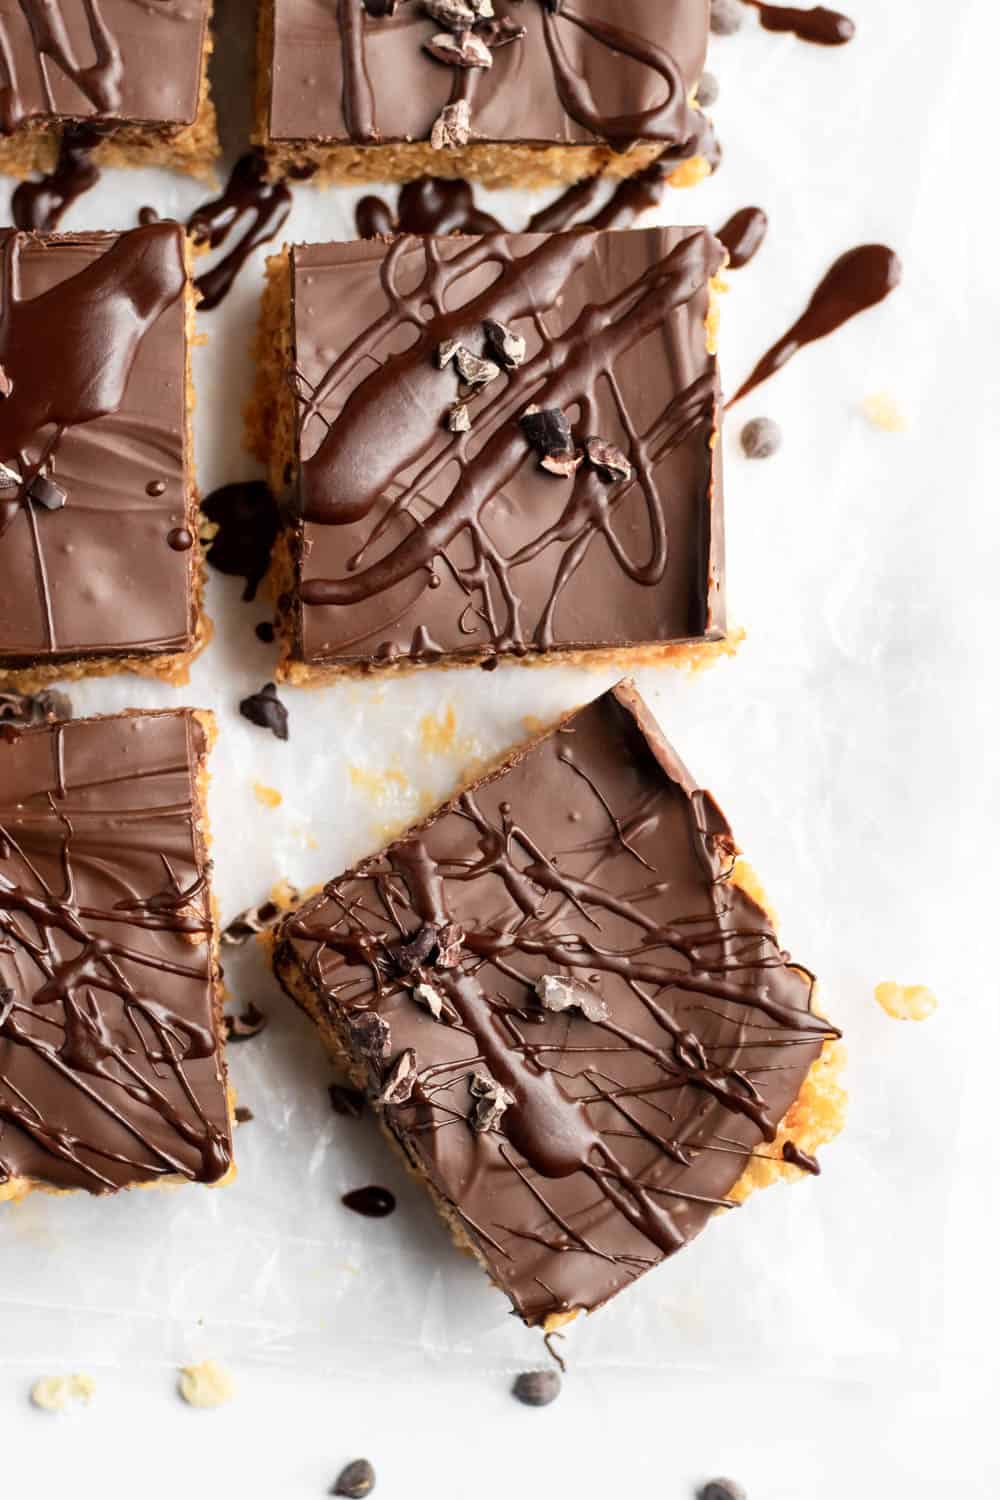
{"left": 348, "top": 1010, "right": 392, "bottom": 1062}
{"left": 412, "top": 981, "right": 450, "bottom": 1021}
{"left": 222, "top": 892, "right": 297, "bottom": 946}
{"left": 430, "top": 98, "right": 472, "bottom": 148}
{"left": 540, "top": 449, "right": 583, "bottom": 479}
{"left": 448, "top": 402, "right": 471, "bottom": 433}
{"left": 375, "top": 1047, "right": 418, "bottom": 1106}
{"left": 468, "top": 1068, "right": 514, "bottom": 1132}
{"left": 29, "top": 473, "right": 67, "bottom": 510}
{"left": 435, "top": 922, "right": 465, "bottom": 968}
{"left": 239, "top": 683, "right": 289, "bottom": 742}
{"left": 395, "top": 923, "right": 439, "bottom": 973}
{"left": 329, "top": 1082, "right": 366, "bottom": 1118}
{"left": 520, "top": 404, "right": 573, "bottom": 458}
{"left": 423, "top": 0, "right": 479, "bottom": 26}
{"left": 476, "top": 15, "right": 526, "bottom": 47}
{"left": 454, "top": 346, "right": 501, "bottom": 387}
{"left": 511, "top": 1369, "right": 562, "bottom": 1407}
{"left": 584, "top": 437, "right": 633, "bottom": 484}
{"left": 0, "top": 687, "right": 72, "bottom": 725}
{"left": 437, "top": 337, "right": 462, "bottom": 368}
{"left": 483, "top": 319, "right": 526, "bottom": 368}
{"left": 424, "top": 29, "right": 493, "bottom": 67}
{"left": 224, "top": 1003, "right": 269, "bottom": 1043}
{"left": 536, "top": 973, "right": 609, "bottom": 1023}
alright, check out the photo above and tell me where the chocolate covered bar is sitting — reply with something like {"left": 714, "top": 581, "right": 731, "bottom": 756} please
{"left": 0, "top": 0, "right": 217, "bottom": 181}
{"left": 0, "top": 223, "right": 209, "bottom": 690}
{"left": 0, "top": 709, "right": 233, "bottom": 1201}
{"left": 272, "top": 683, "right": 844, "bottom": 1327}
{"left": 255, "top": 0, "right": 713, "bottom": 187}
{"left": 249, "top": 225, "right": 727, "bottom": 681}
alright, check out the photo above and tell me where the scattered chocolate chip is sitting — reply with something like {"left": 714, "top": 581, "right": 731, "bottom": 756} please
{"left": 696, "top": 71, "right": 720, "bottom": 108}
{"left": 511, "top": 1370, "right": 561, "bottom": 1407}
{"left": 476, "top": 15, "right": 526, "bottom": 46}
{"left": 341, "top": 1186, "right": 396, "bottom": 1219}
{"left": 423, "top": 0, "right": 477, "bottom": 27}
{"left": 222, "top": 893, "right": 295, "bottom": 945}
{"left": 739, "top": 416, "right": 782, "bottom": 460}
{"left": 234, "top": 1105, "right": 254, "bottom": 1124}
{"left": 332, "top": 1459, "right": 376, "bottom": 1498}
{"left": 375, "top": 1048, "right": 418, "bottom": 1106}
{"left": 225, "top": 1003, "right": 268, "bottom": 1043}
{"left": 483, "top": 319, "right": 526, "bottom": 368}
{"left": 535, "top": 973, "right": 609, "bottom": 1024}
{"left": 329, "top": 1082, "right": 366, "bottom": 1118}
{"left": 29, "top": 473, "right": 66, "bottom": 510}
{"left": 435, "top": 922, "right": 465, "bottom": 968}
{"left": 348, "top": 1010, "right": 392, "bottom": 1063}
{"left": 540, "top": 449, "right": 583, "bottom": 479}
{"left": 437, "top": 338, "right": 462, "bottom": 368}
{"left": 255, "top": 621, "right": 275, "bottom": 643}
{"left": 584, "top": 437, "right": 633, "bottom": 484}
{"left": 430, "top": 98, "right": 473, "bottom": 148}
{"left": 520, "top": 404, "right": 573, "bottom": 458}
{"left": 0, "top": 364, "right": 13, "bottom": 398}
{"left": 454, "top": 346, "right": 501, "bottom": 388}
{"left": 424, "top": 28, "right": 493, "bottom": 67}
{"left": 697, "top": 1482, "right": 747, "bottom": 1500}
{"left": 0, "top": 688, "right": 72, "bottom": 725}
{"left": 468, "top": 1069, "right": 514, "bottom": 1132}
{"left": 448, "top": 403, "right": 472, "bottom": 433}
{"left": 710, "top": 0, "right": 744, "bottom": 35}
{"left": 239, "top": 683, "right": 289, "bottom": 741}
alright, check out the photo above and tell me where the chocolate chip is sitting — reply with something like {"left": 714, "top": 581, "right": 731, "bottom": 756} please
{"left": 540, "top": 449, "right": 583, "bottom": 479}
{"left": 511, "top": 1370, "right": 561, "bottom": 1407}
{"left": 483, "top": 319, "right": 526, "bottom": 368}
{"left": 424, "top": 28, "right": 494, "bottom": 67}
{"left": 0, "top": 688, "right": 72, "bottom": 725}
{"left": 468, "top": 1068, "right": 514, "bottom": 1132}
{"left": 448, "top": 403, "right": 471, "bottom": 433}
{"left": 225, "top": 1003, "right": 268, "bottom": 1042}
{"left": 697, "top": 1482, "right": 747, "bottom": 1500}
{"left": 739, "top": 416, "right": 782, "bottom": 460}
{"left": 584, "top": 437, "right": 633, "bottom": 484}
{"left": 332, "top": 1458, "right": 376, "bottom": 1498}
{"left": 710, "top": 0, "right": 744, "bottom": 35}
{"left": 696, "top": 71, "right": 720, "bottom": 108}
{"left": 536, "top": 973, "right": 608, "bottom": 1024}
{"left": 423, "top": 0, "right": 477, "bottom": 27}
{"left": 29, "top": 473, "right": 66, "bottom": 510}
{"left": 520, "top": 404, "right": 573, "bottom": 457}
{"left": 430, "top": 98, "right": 472, "bottom": 148}
{"left": 454, "top": 346, "right": 501, "bottom": 388}
{"left": 239, "top": 683, "right": 289, "bottom": 741}
{"left": 222, "top": 892, "right": 296, "bottom": 945}
{"left": 375, "top": 1048, "right": 418, "bottom": 1107}
{"left": 234, "top": 1105, "right": 254, "bottom": 1124}
{"left": 329, "top": 1083, "right": 366, "bottom": 1118}
{"left": 348, "top": 1010, "right": 391, "bottom": 1062}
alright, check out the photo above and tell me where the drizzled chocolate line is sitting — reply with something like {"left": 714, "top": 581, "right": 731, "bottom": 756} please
{"left": 11, "top": 122, "right": 103, "bottom": 232}
{"left": 0, "top": 712, "right": 231, "bottom": 1193}
{"left": 744, "top": 3, "right": 855, "bottom": 46}
{"left": 292, "top": 228, "right": 724, "bottom": 662}
{"left": 188, "top": 153, "right": 294, "bottom": 312}
{"left": 0, "top": 0, "right": 122, "bottom": 133}
{"left": 277, "top": 686, "right": 833, "bottom": 1322}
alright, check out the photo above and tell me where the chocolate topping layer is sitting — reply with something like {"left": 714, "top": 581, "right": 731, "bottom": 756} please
{"left": 0, "top": 710, "right": 232, "bottom": 1194}
{"left": 0, "top": 224, "right": 195, "bottom": 671}
{"left": 267, "top": 0, "right": 708, "bottom": 155}
{"left": 274, "top": 685, "right": 833, "bottom": 1323}
{"left": 0, "top": 0, "right": 211, "bottom": 132}
{"left": 285, "top": 226, "right": 725, "bottom": 668}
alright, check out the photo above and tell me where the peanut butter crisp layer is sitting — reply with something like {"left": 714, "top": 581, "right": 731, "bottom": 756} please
{"left": 252, "top": 226, "right": 726, "bottom": 680}
{"left": 273, "top": 684, "right": 841, "bottom": 1326}
{"left": 0, "top": 709, "right": 232, "bottom": 1201}
{"left": 258, "top": 0, "right": 712, "bottom": 186}
{"left": 0, "top": 223, "right": 207, "bottom": 689}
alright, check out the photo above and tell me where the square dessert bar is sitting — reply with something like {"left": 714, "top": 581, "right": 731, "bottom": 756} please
{"left": 0, "top": 223, "right": 208, "bottom": 691}
{"left": 250, "top": 225, "right": 727, "bottom": 682}
{"left": 272, "top": 683, "right": 844, "bottom": 1327}
{"left": 0, "top": 709, "right": 233, "bottom": 1201}
{"left": 0, "top": 0, "right": 217, "bottom": 180}
{"left": 256, "top": 0, "right": 713, "bottom": 187}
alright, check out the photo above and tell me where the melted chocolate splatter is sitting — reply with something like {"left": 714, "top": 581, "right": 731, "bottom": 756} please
{"left": 342, "top": 1185, "right": 396, "bottom": 1218}
{"left": 782, "top": 1140, "right": 821, "bottom": 1174}
{"left": 200, "top": 481, "right": 279, "bottom": 602}
{"left": 238, "top": 683, "right": 289, "bottom": 742}
{"left": 11, "top": 123, "right": 104, "bottom": 233}
{"left": 745, "top": 3, "right": 855, "bottom": 45}
{"left": 188, "top": 153, "right": 293, "bottom": 312}
{"left": 729, "top": 245, "right": 902, "bottom": 405}
{"left": 716, "top": 207, "right": 769, "bottom": 270}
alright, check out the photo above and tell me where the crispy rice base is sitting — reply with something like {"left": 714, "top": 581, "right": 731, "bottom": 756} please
{"left": 0, "top": 239, "right": 212, "bottom": 693}
{"left": 0, "top": 709, "right": 235, "bottom": 1205}
{"left": 245, "top": 249, "right": 735, "bottom": 683}
{"left": 270, "top": 713, "right": 847, "bottom": 1330}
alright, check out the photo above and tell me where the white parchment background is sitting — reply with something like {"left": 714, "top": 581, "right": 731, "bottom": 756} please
{"left": 1, "top": 1, "right": 998, "bottom": 1495}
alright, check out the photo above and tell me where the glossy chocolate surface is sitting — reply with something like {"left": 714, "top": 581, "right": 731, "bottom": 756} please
{"left": 266, "top": 0, "right": 708, "bottom": 152}
{"left": 275, "top": 685, "right": 831, "bottom": 1323}
{"left": 0, "top": 225, "right": 194, "bottom": 670}
{"left": 0, "top": 710, "right": 232, "bottom": 1193}
{"left": 286, "top": 226, "right": 725, "bottom": 668}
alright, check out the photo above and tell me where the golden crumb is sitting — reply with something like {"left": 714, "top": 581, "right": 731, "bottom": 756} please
{"left": 269, "top": 877, "right": 299, "bottom": 909}
{"left": 862, "top": 392, "right": 908, "bottom": 433}
{"left": 875, "top": 981, "right": 937, "bottom": 1021}
{"left": 30, "top": 1374, "right": 95, "bottom": 1412}
{"left": 177, "top": 1361, "right": 234, "bottom": 1409}
{"left": 253, "top": 782, "right": 283, "bottom": 808}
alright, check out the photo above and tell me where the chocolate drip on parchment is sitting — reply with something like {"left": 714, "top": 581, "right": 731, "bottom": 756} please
{"left": 744, "top": 3, "right": 855, "bottom": 46}
{"left": 11, "top": 122, "right": 104, "bottom": 232}
{"left": 0, "top": 712, "right": 231, "bottom": 1192}
{"left": 716, "top": 206, "right": 768, "bottom": 270}
{"left": 279, "top": 688, "right": 834, "bottom": 1323}
{"left": 187, "top": 152, "right": 293, "bottom": 312}
{"left": 728, "top": 244, "right": 902, "bottom": 405}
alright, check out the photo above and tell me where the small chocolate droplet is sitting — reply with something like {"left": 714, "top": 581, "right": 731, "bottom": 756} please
{"left": 697, "top": 1481, "right": 747, "bottom": 1500}
{"left": 255, "top": 621, "right": 275, "bottom": 643}
{"left": 740, "top": 417, "right": 782, "bottom": 460}
{"left": 167, "top": 527, "right": 193, "bottom": 551}
{"left": 332, "top": 1458, "right": 376, "bottom": 1498}
{"left": 511, "top": 1369, "right": 562, "bottom": 1407}
{"left": 146, "top": 478, "right": 167, "bottom": 497}
{"left": 342, "top": 1186, "right": 396, "bottom": 1218}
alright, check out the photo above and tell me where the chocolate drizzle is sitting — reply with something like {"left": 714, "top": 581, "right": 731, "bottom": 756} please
{"left": 0, "top": 711, "right": 232, "bottom": 1193}
{"left": 276, "top": 686, "right": 835, "bottom": 1323}
{"left": 290, "top": 227, "right": 725, "bottom": 665}
{"left": 0, "top": 0, "right": 122, "bottom": 132}
{"left": 745, "top": 3, "right": 855, "bottom": 46}
{"left": 729, "top": 244, "right": 902, "bottom": 405}
{"left": 716, "top": 207, "right": 768, "bottom": 270}
{"left": 188, "top": 153, "right": 293, "bottom": 312}
{"left": 11, "top": 123, "right": 104, "bottom": 232}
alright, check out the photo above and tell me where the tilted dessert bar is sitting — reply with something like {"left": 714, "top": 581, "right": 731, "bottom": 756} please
{"left": 249, "top": 225, "right": 727, "bottom": 681}
{"left": 0, "top": 223, "right": 209, "bottom": 690}
{"left": 0, "top": 709, "right": 233, "bottom": 1201}
{"left": 255, "top": 0, "right": 713, "bottom": 187}
{"left": 272, "top": 684, "right": 844, "bottom": 1327}
{"left": 0, "top": 0, "right": 218, "bottom": 180}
